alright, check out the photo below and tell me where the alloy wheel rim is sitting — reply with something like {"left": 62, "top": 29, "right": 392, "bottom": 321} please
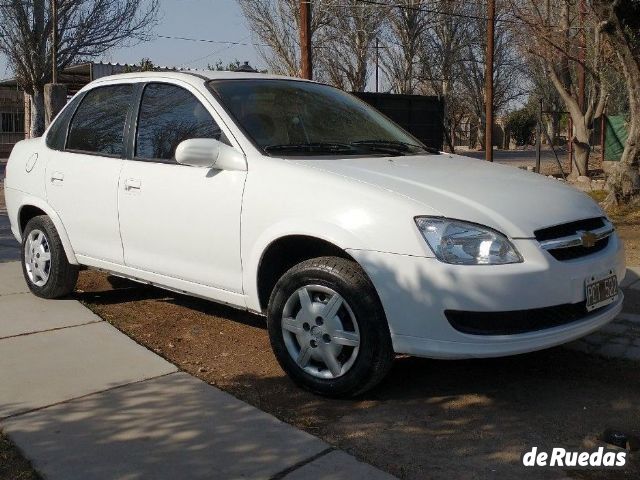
{"left": 24, "top": 229, "right": 51, "bottom": 287}
{"left": 281, "top": 285, "right": 360, "bottom": 379}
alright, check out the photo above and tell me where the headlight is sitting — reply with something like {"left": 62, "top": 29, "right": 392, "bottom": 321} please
{"left": 415, "top": 217, "right": 522, "bottom": 265}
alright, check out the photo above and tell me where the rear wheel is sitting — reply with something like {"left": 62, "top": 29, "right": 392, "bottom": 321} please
{"left": 267, "top": 256, "right": 394, "bottom": 397}
{"left": 21, "top": 215, "right": 78, "bottom": 298}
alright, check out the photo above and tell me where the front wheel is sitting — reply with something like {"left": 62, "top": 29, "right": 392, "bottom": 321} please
{"left": 267, "top": 256, "right": 394, "bottom": 397}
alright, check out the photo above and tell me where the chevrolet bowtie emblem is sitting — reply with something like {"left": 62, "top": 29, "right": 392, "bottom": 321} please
{"left": 579, "top": 231, "right": 598, "bottom": 248}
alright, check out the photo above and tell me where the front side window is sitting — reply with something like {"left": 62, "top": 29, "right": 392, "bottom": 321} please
{"left": 66, "top": 84, "right": 134, "bottom": 156}
{"left": 209, "top": 79, "right": 432, "bottom": 157}
{"left": 135, "top": 83, "right": 222, "bottom": 161}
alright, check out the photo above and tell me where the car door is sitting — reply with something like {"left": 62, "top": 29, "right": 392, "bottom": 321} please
{"left": 45, "top": 83, "right": 134, "bottom": 265}
{"left": 117, "top": 81, "right": 246, "bottom": 295}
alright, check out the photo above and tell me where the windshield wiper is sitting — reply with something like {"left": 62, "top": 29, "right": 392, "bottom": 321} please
{"left": 264, "top": 142, "right": 358, "bottom": 155}
{"left": 351, "top": 140, "right": 440, "bottom": 155}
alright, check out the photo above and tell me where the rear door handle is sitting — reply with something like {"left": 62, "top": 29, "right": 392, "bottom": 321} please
{"left": 124, "top": 178, "right": 141, "bottom": 191}
{"left": 50, "top": 171, "right": 64, "bottom": 183}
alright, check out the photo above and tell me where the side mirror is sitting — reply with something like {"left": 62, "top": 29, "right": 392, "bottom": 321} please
{"left": 175, "top": 138, "right": 247, "bottom": 171}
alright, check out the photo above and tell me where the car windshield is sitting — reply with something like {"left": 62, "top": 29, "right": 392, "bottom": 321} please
{"left": 208, "top": 79, "right": 436, "bottom": 157}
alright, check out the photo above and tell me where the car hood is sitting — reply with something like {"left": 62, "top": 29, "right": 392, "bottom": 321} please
{"left": 293, "top": 153, "right": 603, "bottom": 238}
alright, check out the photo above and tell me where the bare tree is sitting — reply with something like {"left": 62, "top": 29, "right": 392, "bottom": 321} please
{"left": 237, "top": 0, "right": 334, "bottom": 77}
{"left": 417, "top": 0, "right": 472, "bottom": 151}
{"left": 380, "top": 0, "right": 430, "bottom": 94}
{"left": 510, "top": 0, "right": 609, "bottom": 178}
{"left": 591, "top": 0, "right": 640, "bottom": 206}
{"left": 0, "top": 0, "right": 159, "bottom": 137}
{"left": 319, "top": 1, "right": 384, "bottom": 91}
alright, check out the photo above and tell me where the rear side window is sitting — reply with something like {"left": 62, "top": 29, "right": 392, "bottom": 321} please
{"left": 46, "top": 93, "right": 84, "bottom": 150}
{"left": 135, "top": 83, "right": 222, "bottom": 161}
{"left": 66, "top": 84, "right": 134, "bottom": 156}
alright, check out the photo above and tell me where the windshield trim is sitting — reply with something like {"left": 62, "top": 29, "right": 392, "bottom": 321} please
{"left": 205, "top": 78, "right": 428, "bottom": 158}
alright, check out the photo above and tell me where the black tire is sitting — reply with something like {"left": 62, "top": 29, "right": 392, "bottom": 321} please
{"left": 267, "top": 256, "right": 394, "bottom": 397}
{"left": 21, "top": 215, "right": 78, "bottom": 299}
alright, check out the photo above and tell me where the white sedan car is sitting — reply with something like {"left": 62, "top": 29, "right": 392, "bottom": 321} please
{"left": 4, "top": 71, "right": 625, "bottom": 397}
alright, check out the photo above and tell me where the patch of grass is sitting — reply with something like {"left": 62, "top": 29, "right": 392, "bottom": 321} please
{"left": 0, "top": 432, "right": 41, "bottom": 480}
{"left": 608, "top": 204, "right": 640, "bottom": 227}
{"left": 588, "top": 190, "right": 640, "bottom": 226}
{"left": 588, "top": 189, "right": 608, "bottom": 204}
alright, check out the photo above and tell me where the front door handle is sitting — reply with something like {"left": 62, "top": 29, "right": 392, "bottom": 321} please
{"left": 124, "top": 178, "right": 141, "bottom": 191}
{"left": 50, "top": 171, "right": 64, "bottom": 183}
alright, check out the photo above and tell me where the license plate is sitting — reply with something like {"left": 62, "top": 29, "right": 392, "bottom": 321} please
{"left": 585, "top": 272, "right": 618, "bottom": 312}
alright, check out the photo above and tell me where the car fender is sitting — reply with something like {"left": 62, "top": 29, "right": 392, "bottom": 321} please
{"left": 15, "top": 193, "right": 79, "bottom": 265}
{"left": 243, "top": 219, "right": 368, "bottom": 312}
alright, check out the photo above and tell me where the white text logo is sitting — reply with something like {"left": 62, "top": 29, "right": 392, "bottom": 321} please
{"left": 522, "top": 447, "right": 626, "bottom": 468}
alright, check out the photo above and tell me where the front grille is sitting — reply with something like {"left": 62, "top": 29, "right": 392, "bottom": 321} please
{"left": 445, "top": 301, "right": 607, "bottom": 336}
{"left": 534, "top": 217, "right": 611, "bottom": 261}
{"left": 534, "top": 217, "right": 605, "bottom": 242}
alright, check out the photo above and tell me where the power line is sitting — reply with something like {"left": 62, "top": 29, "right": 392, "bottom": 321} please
{"left": 349, "top": 0, "right": 518, "bottom": 24}
{"left": 181, "top": 35, "right": 253, "bottom": 67}
{"left": 154, "top": 33, "right": 347, "bottom": 51}
{"left": 155, "top": 34, "right": 269, "bottom": 48}
{"left": 352, "top": 0, "right": 489, "bottom": 21}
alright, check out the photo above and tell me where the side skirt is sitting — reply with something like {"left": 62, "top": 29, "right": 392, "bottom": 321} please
{"left": 75, "top": 255, "right": 254, "bottom": 313}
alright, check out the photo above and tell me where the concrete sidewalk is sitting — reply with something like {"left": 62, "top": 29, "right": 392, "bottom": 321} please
{"left": 0, "top": 262, "right": 394, "bottom": 480}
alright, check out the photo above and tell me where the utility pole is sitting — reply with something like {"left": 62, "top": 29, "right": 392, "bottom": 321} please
{"left": 375, "top": 37, "right": 379, "bottom": 93}
{"left": 299, "top": 0, "right": 312, "bottom": 80}
{"left": 485, "top": 0, "right": 495, "bottom": 162}
{"left": 51, "top": 0, "right": 58, "bottom": 84}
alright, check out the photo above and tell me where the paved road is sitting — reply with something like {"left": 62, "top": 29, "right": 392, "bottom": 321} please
{"left": 0, "top": 261, "right": 394, "bottom": 480}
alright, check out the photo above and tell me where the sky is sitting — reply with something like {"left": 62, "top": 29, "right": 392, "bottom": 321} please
{"left": 0, "top": 0, "right": 263, "bottom": 80}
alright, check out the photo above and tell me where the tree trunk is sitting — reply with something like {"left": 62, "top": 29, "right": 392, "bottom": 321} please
{"left": 547, "top": 112, "right": 560, "bottom": 145}
{"left": 478, "top": 121, "right": 486, "bottom": 150}
{"left": 570, "top": 117, "right": 591, "bottom": 179}
{"left": 441, "top": 84, "right": 455, "bottom": 153}
{"left": 30, "top": 87, "right": 45, "bottom": 138}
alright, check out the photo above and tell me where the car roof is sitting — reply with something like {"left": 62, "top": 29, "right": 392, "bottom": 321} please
{"left": 90, "top": 70, "right": 312, "bottom": 85}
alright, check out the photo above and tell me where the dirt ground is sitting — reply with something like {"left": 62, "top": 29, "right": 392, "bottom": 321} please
{"left": 0, "top": 433, "right": 41, "bottom": 480}
{"left": 73, "top": 269, "right": 640, "bottom": 480}
{"left": 608, "top": 205, "right": 640, "bottom": 267}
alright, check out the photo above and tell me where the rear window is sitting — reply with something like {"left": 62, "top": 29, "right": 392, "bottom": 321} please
{"left": 66, "top": 85, "right": 134, "bottom": 156}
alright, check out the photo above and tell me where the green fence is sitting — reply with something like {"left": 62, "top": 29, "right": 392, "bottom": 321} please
{"left": 604, "top": 115, "right": 629, "bottom": 161}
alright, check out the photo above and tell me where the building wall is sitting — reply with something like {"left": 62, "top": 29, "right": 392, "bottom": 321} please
{"left": 0, "top": 87, "right": 26, "bottom": 157}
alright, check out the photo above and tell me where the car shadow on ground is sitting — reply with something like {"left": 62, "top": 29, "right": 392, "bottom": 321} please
{"left": 73, "top": 275, "right": 267, "bottom": 331}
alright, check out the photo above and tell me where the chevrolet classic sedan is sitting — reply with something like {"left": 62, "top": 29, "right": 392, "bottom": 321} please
{"left": 4, "top": 71, "right": 625, "bottom": 396}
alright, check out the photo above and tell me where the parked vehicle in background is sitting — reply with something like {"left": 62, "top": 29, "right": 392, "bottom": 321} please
{"left": 4, "top": 71, "right": 625, "bottom": 397}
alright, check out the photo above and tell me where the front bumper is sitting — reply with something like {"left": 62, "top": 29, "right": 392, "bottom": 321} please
{"left": 347, "top": 233, "right": 626, "bottom": 359}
